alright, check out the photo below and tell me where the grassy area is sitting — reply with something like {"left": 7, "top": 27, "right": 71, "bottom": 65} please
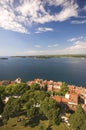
{"left": 0, "top": 117, "right": 69, "bottom": 130}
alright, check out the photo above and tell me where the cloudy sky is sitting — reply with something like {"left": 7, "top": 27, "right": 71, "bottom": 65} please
{"left": 0, "top": 0, "right": 86, "bottom": 56}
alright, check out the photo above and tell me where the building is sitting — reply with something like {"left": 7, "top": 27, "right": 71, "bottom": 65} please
{"left": 15, "top": 78, "right": 22, "bottom": 84}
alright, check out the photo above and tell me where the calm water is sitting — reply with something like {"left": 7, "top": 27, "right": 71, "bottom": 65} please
{"left": 0, "top": 57, "right": 86, "bottom": 87}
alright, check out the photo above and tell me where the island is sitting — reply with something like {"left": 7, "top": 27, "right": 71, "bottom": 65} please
{"left": 0, "top": 58, "right": 8, "bottom": 60}
{"left": 11, "top": 54, "right": 86, "bottom": 59}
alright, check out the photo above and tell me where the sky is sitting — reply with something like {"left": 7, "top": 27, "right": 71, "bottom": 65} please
{"left": 0, "top": 0, "right": 86, "bottom": 56}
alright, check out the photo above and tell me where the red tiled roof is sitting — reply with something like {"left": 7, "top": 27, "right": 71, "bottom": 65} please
{"left": 52, "top": 96, "right": 68, "bottom": 103}
{"left": 52, "top": 96, "right": 62, "bottom": 103}
{"left": 69, "top": 93, "right": 78, "bottom": 103}
{"left": 62, "top": 97, "right": 68, "bottom": 103}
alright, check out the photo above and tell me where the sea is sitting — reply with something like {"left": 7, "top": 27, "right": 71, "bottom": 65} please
{"left": 0, "top": 57, "right": 86, "bottom": 87}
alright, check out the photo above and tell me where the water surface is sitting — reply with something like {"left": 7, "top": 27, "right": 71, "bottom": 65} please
{"left": 0, "top": 57, "right": 86, "bottom": 87}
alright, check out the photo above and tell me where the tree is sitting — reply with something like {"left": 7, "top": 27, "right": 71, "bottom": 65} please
{"left": 69, "top": 105, "right": 86, "bottom": 130}
{"left": 0, "top": 97, "right": 4, "bottom": 114}
{"left": 2, "top": 97, "right": 21, "bottom": 122}
{"left": 0, "top": 86, "right": 6, "bottom": 98}
{"left": 5, "top": 83, "right": 29, "bottom": 96}
{"left": 81, "top": 120, "right": 86, "bottom": 130}
{"left": 12, "top": 83, "right": 29, "bottom": 95}
{"left": 30, "top": 83, "right": 40, "bottom": 90}
{"left": 39, "top": 124, "right": 45, "bottom": 130}
{"left": 60, "top": 82, "right": 69, "bottom": 96}
{"left": 40, "top": 97, "right": 60, "bottom": 125}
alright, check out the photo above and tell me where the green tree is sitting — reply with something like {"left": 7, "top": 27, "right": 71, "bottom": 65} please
{"left": 5, "top": 83, "right": 29, "bottom": 96}
{"left": 60, "top": 82, "right": 69, "bottom": 96}
{"left": 40, "top": 97, "right": 60, "bottom": 125}
{"left": 0, "top": 86, "right": 6, "bottom": 98}
{"left": 21, "top": 90, "right": 32, "bottom": 103}
{"left": 0, "top": 97, "right": 4, "bottom": 114}
{"left": 30, "top": 83, "right": 40, "bottom": 90}
{"left": 39, "top": 124, "right": 45, "bottom": 130}
{"left": 2, "top": 97, "right": 21, "bottom": 122}
{"left": 81, "top": 120, "right": 86, "bottom": 130}
{"left": 69, "top": 105, "right": 86, "bottom": 130}
{"left": 5, "top": 84, "right": 12, "bottom": 95}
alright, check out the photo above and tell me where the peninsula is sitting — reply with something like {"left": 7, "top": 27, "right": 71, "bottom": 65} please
{"left": 11, "top": 54, "right": 86, "bottom": 59}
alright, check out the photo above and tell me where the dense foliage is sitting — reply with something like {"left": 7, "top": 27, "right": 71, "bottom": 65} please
{"left": 69, "top": 105, "right": 86, "bottom": 130}
{"left": 0, "top": 82, "right": 61, "bottom": 127}
{"left": 60, "top": 82, "right": 69, "bottom": 96}
{"left": 0, "top": 97, "right": 4, "bottom": 114}
{"left": 0, "top": 81, "right": 86, "bottom": 129}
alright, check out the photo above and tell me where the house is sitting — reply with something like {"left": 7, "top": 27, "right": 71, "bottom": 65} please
{"left": 15, "top": 78, "right": 22, "bottom": 84}
{"left": 65, "top": 92, "right": 70, "bottom": 99}
{"left": 52, "top": 96, "right": 68, "bottom": 104}
{"left": 52, "top": 96, "right": 62, "bottom": 103}
{"left": 4, "top": 96, "right": 21, "bottom": 103}
{"left": 0, "top": 80, "right": 11, "bottom": 86}
{"left": 68, "top": 85, "right": 75, "bottom": 93}
{"left": 68, "top": 93, "right": 78, "bottom": 105}
{"left": 53, "top": 82, "right": 62, "bottom": 89}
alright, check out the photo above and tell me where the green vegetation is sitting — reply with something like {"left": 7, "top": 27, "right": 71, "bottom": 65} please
{"left": 5, "top": 83, "right": 29, "bottom": 95}
{"left": 2, "top": 97, "right": 21, "bottom": 124}
{"left": 0, "top": 117, "right": 68, "bottom": 130}
{"left": 0, "top": 81, "right": 86, "bottom": 130}
{"left": 69, "top": 105, "right": 86, "bottom": 130}
{"left": 0, "top": 83, "right": 61, "bottom": 129}
{"left": 0, "top": 97, "right": 4, "bottom": 114}
{"left": 60, "top": 82, "right": 69, "bottom": 96}
{"left": 30, "top": 83, "right": 40, "bottom": 90}
{"left": 11, "top": 54, "right": 86, "bottom": 59}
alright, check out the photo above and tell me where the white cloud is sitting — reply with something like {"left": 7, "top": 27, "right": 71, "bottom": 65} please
{"left": 83, "top": 5, "right": 86, "bottom": 11}
{"left": 54, "top": 1, "right": 78, "bottom": 22}
{"left": 48, "top": 44, "right": 59, "bottom": 48}
{"left": 45, "top": 0, "right": 64, "bottom": 6}
{"left": 0, "top": 0, "right": 29, "bottom": 34}
{"left": 17, "top": 40, "right": 86, "bottom": 55}
{"left": 64, "top": 41, "right": 86, "bottom": 54}
{"left": 69, "top": 41, "right": 86, "bottom": 50}
{"left": 0, "top": 0, "right": 79, "bottom": 33}
{"left": 35, "top": 27, "right": 53, "bottom": 33}
{"left": 68, "top": 38, "right": 77, "bottom": 42}
{"left": 71, "top": 20, "right": 86, "bottom": 24}
{"left": 66, "top": 36, "right": 86, "bottom": 54}
{"left": 68, "top": 36, "right": 85, "bottom": 42}
{"left": 32, "top": 0, "right": 78, "bottom": 23}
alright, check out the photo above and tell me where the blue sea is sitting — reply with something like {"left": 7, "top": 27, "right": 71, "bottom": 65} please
{"left": 0, "top": 57, "right": 86, "bottom": 87}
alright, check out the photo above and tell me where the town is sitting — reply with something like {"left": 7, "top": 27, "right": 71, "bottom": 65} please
{"left": 26, "top": 78, "right": 86, "bottom": 112}
{"left": 0, "top": 78, "right": 86, "bottom": 130}
{"left": 0, "top": 78, "right": 86, "bottom": 111}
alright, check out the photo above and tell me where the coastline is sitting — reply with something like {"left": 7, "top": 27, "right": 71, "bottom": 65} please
{"left": 0, "top": 58, "right": 8, "bottom": 60}
{"left": 0, "top": 78, "right": 86, "bottom": 112}
{"left": 11, "top": 54, "right": 86, "bottom": 59}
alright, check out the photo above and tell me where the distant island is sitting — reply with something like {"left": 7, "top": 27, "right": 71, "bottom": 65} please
{"left": 11, "top": 54, "right": 86, "bottom": 59}
{"left": 0, "top": 57, "right": 8, "bottom": 60}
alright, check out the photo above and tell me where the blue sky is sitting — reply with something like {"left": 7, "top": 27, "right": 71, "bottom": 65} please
{"left": 0, "top": 0, "right": 86, "bottom": 56}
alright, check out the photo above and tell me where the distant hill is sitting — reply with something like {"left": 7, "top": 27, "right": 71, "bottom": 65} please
{"left": 11, "top": 54, "right": 86, "bottom": 59}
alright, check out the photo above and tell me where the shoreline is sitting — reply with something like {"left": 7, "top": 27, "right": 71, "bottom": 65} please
{"left": 10, "top": 54, "right": 86, "bottom": 59}
{"left": 0, "top": 78, "right": 85, "bottom": 88}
